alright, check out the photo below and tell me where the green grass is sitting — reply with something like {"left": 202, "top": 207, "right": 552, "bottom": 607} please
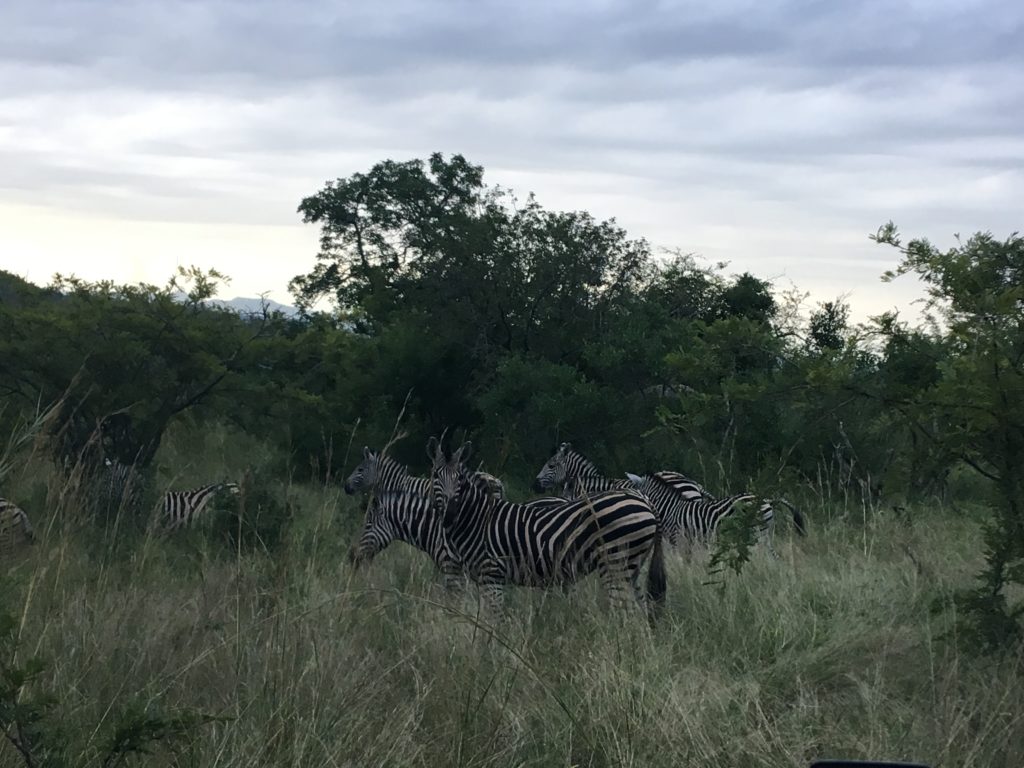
{"left": 1, "top": 424, "right": 1022, "bottom": 767}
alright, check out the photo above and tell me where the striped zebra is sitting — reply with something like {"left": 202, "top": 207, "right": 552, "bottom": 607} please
{"left": 432, "top": 440, "right": 665, "bottom": 620}
{"left": 350, "top": 489, "right": 463, "bottom": 590}
{"left": 643, "top": 474, "right": 806, "bottom": 557}
{"left": 532, "top": 442, "right": 636, "bottom": 498}
{"left": 0, "top": 498, "right": 35, "bottom": 558}
{"left": 348, "top": 448, "right": 565, "bottom": 587}
{"left": 534, "top": 442, "right": 710, "bottom": 525}
{"left": 99, "top": 457, "right": 145, "bottom": 515}
{"left": 344, "top": 442, "right": 506, "bottom": 500}
{"left": 163, "top": 482, "right": 240, "bottom": 530}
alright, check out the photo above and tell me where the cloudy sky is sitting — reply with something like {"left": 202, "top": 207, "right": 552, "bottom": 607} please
{"left": 2, "top": 0, "right": 1021, "bottom": 320}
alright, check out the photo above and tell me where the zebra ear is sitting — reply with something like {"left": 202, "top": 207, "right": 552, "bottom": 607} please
{"left": 456, "top": 441, "right": 472, "bottom": 465}
{"left": 559, "top": 442, "right": 571, "bottom": 454}
{"left": 363, "top": 445, "right": 371, "bottom": 459}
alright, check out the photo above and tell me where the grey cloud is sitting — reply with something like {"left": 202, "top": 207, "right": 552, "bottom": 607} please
{"left": 1, "top": 0, "right": 1022, "bottom": 320}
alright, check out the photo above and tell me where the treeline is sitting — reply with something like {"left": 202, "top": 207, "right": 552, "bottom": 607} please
{"left": 1, "top": 153, "right": 1021, "bottom": 646}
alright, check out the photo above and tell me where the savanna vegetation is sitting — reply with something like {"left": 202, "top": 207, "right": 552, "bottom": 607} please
{"left": 0, "top": 152, "right": 1021, "bottom": 766}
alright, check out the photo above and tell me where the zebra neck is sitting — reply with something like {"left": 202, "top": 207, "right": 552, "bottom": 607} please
{"left": 445, "top": 485, "right": 495, "bottom": 553}
{"left": 374, "top": 457, "right": 421, "bottom": 492}
{"left": 566, "top": 451, "right": 602, "bottom": 477}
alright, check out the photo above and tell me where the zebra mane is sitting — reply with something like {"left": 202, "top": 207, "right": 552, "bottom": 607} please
{"left": 375, "top": 451, "right": 419, "bottom": 479}
{"left": 562, "top": 446, "right": 601, "bottom": 476}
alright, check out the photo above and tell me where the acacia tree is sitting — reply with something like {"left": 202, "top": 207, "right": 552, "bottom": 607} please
{"left": 873, "top": 223, "right": 1024, "bottom": 649}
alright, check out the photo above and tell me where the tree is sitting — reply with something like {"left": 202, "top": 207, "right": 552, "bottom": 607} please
{"left": 0, "top": 268, "right": 275, "bottom": 475}
{"left": 874, "top": 222, "right": 1024, "bottom": 650}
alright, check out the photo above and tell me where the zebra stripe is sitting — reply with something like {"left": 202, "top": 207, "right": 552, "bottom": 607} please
{"left": 163, "top": 482, "right": 240, "bottom": 529}
{"left": 534, "top": 442, "right": 639, "bottom": 501}
{"left": 351, "top": 488, "right": 567, "bottom": 589}
{"left": 535, "top": 445, "right": 713, "bottom": 544}
{"left": 344, "top": 446, "right": 431, "bottom": 497}
{"left": 433, "top": 440, "right": 665, "bottom": 619}
{"left": 350, "top": 490, "right": 463, "bottom": 590}
{"left": 100, "top": 458, "right": 145, "bottom": 515}
{"left": 343, "top": 444, "right": 507, "bottom": 500}
{"left": 644, "top": 474, "right": 805, "bottom": 555}
{"left": 0, "top": 498, "right": 35, "bottom": 557}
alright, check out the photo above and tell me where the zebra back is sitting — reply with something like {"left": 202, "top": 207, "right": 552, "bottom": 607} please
{"left": 437, "top": 460, "right": 659, "bottom": 591}
{"left": 650, "top": 470, "right": 708, "bottom": 501}
{"left": 163, "top": 482, "right": 239, "bottom": 530}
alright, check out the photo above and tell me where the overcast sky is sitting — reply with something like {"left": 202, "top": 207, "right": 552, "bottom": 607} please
{"left": 2, "top": 0, "right": 1021, "bottom": 320}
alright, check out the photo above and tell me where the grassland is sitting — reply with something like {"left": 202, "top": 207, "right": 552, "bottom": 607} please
{"left": 2, "top": 424, "right": 1022, "bottom": 767}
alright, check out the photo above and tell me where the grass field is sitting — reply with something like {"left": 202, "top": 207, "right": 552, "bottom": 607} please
{"left": 2, "top": 424, "right": 1022, "bottom": 767}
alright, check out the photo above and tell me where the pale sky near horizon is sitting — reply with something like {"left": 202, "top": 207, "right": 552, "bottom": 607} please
{"left": 2, "top": 0, "right": 1022, "bottom": 322}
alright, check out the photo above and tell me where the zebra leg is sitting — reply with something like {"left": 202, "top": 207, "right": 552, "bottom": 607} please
{"left": 478, "top": 581, "right": 507, "bottom": 625}
{"left": 759, "top": 517, "right": 780, "bottom": 559}
{"left": 599, "top": 561, "right": 641, "bottom": 614}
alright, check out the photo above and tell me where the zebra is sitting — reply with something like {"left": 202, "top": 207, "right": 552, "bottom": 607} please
{"left": 532, "top": 442, "right": 636, "bottom": 499}
{"left": 163, "top": 482, "right": 240, "bottom": 530}
{"left": 0, "top": 498, "right": 35, "bottom": 557}
{"left": 349, "top": 489, "right": 463, "bottom": 591}
{"left": 431, "top": 440, "right": 665, "bottom": 620}
{"left": 98, "top": 457, "right": 146, "bottom": 516}
{"left": 642, "top": 474, "right": 806, "bottom": 557}
{"left": 348, "top": 458, "right": 565, "bottom": 589}
{"left": 534, "top": 442, "right": 711, "bottom": 525}
{"left": 344, "top": 442, "right": 507, "bottom": 500}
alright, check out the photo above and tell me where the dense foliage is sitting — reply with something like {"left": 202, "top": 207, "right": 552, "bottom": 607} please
{"left": 1, "top": 152, "right": 1021, "bottom": 648}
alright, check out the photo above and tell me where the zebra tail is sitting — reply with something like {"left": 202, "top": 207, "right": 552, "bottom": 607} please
{"left": 646, "top": 529, "right": 667, "bottom": 609}
{"left": 776, "top": 498, "right": 806, "bottom": 536}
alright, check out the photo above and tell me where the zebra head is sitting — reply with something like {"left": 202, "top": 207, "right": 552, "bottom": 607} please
{"left": 349, "top": 491, "right": 404, "bottom": 568}
{"left": 428, "top": 437, "right": 472, "bottom": 525}
{"left": 533, "top": 441, "right": 573, "bottom": 492}
{"left": 344, "top": 446, "right": 379, "bottom": 495}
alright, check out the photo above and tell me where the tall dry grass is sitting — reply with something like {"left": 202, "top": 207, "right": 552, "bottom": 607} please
{"left": 1, "top": 423, "right": 1021, "bottom": 767}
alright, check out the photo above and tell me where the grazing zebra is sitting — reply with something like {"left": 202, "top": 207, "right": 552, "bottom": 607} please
{"left": 163, "top": 482, "right": 240, "bottom": 530}
{"left": 344, "top": 442, "right": 507, "bottom": 500}
{"left": 644, "top": 474, "right": 806, "bottom": 557}
{"left": 0, "top": 498, "right": 35, "bottom": 557}
{"left": 350, "top": 490, "right": 463, "bottom": 590}
{"left": 432, "top": 440, "right": 665, "bottom": 620}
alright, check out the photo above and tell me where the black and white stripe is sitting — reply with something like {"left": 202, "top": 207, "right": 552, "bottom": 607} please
{"left": 343, "top": 442, "right": 507, "bottom": 500}
{"left": 623, "top": 471, "right": 710, "bottom": 544}
{"left": 0, "top": 498, "right": 35, "bottom": 556}
{"left": 350, "top": 490, "right": 463, "bottom": 590}
{"left": 350, "top": 482, "right": 566, "bottom": 589}
{"left": 643, "top": 474, "right": 806, "bottom": 556}
{"left": 163, "top": 482, "right": 239, "bottom": 530}
{"left": 99, "top": 458, "right": 145, "bottom": 515}
{"left": 433, "top": 440, "right": 665, "bottom": 619}
{"left": 344, "top": 446, "right": 432, "bottom": 497}
{"left": 533, "top": 442, "right": 636, "bottom": 500}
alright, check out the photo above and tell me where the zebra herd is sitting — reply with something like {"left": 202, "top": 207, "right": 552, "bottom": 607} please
{"left": 4, "top": 439, "right": 804, "bottom": 621}
{"left": 345, "top": 438, "right": 806, "bottom": 619}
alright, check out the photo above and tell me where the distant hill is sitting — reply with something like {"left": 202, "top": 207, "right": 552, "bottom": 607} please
{"left": 206, "top": 296, "right": 300, "bottom": 317}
